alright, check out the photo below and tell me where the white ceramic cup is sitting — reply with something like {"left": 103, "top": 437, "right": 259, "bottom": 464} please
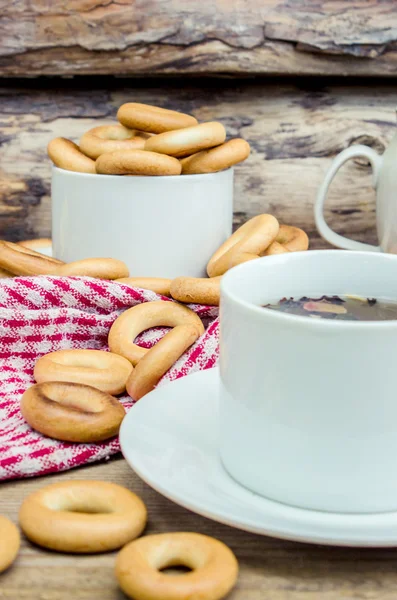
{"left": 219, "top": 250, "right": 397, "bottom": 513}
{"left": 51, "top": 166, "right": 234, "bottom": 278}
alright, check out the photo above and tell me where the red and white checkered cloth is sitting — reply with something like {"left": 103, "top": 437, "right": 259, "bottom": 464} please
{"left": 0, "top": 276, "right": 219, "bottom": 481}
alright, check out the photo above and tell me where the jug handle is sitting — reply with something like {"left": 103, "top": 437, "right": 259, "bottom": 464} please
{"left": 314, "top": 145, "right": 382, "bottom": 252}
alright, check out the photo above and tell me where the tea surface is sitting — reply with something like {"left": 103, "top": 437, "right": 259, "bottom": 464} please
{"left": 263, "top": 295, "right": 397, "bottom": 321}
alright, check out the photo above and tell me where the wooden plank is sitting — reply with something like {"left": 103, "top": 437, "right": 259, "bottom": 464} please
{"left": 2, "top": 457, "right": 397, "bottom": 599}
{"left": 1, "top": 1, "right": 397, "bottom": 77}
{"left": 0, "top": 80, "right": 387, "bottom": 250}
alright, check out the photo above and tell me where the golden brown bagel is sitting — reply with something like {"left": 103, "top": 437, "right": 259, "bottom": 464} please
{"left": 116, "top": 277, "right": 172, "bottom": 296}
{"left": 170, "top": 276, "right": 221, "bottom": 306}
{"left": 108, "top": 300, "right": 204, "bottom": 365}
{"left": 47, "top": 137, "right": 96, "bottom": 174}
{"left": 181, "top": 138, "right": 250, "bottom": 174}
{"left": 20, "top": 382, "right": 126, "bottom": 443}
{"left": 80, "top": 124, "right": 151, "bottom": 159}
{"left": 117, "top": 103, "right": 198, "bottom": 134}
{"left": 34, "top": 349, "right": 133, "bottom": 395}
{"left": 145, "top": 122, "right": 226, "bottom": 159}
{"left": 263, "top": 241, "right": 290, "bottom": 256}
{"left": 275, "top": 224, "right": 309, "bottom": 252}
{"left": 96, "top": 149, "right": 182, "bottom": 176}
{"left": 115, "top": 532, "right": 239, "bottom": 600}
{"left": 19, "top": 481, "right": 147, "bottom": 553}
{"left": 126, "top": 324, "right": 201, "bottom": 400}
{"left": 207, "top": 214, "right": 279, "bottom": 277}
{"left": 0, "top": 516, "right": 20, "bottom": 573}
{"left": 264, "top": 225, "right": 309, "bottom": 255}
{"left": 0, "top": 240, "right": 63, "bottom": 276}
{"left": 0, "top": 267, "right": 13, "bottom": 278}
{"left": 57, "top": 258, "right": 129, "bottom": 279}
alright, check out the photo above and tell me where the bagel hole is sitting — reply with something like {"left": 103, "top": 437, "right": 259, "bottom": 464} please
{"left": 159, "top": 565, "right": 193, "bottom": 575}
{"left": 134, "top": 326, "right": 171, "bottom": 348}
{"left": 55, "top": 499, "right": 113, "bottom": 514}
{"left": 65, "top": 507, "right": 113, "bottom": 514}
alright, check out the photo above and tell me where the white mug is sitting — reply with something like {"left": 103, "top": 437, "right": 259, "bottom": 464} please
{"left": 51, "top": 167, "right": 234, "bottom": 278}
{"left": 219, "top": 250, "right": 397, "bottom": 513}
{"left": 315, "top": 134, "right": 397, "bottom": 253}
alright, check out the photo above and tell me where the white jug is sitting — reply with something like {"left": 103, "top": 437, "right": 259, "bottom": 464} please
{"left": 315, "top": 134, "right": 397, "bottom": 253}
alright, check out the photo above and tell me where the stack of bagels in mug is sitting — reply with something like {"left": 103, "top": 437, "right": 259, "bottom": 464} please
{"left": 47, "top": 102, "right": 251, "bottom": 176}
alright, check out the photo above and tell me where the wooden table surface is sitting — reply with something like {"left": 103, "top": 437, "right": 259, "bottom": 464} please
{"left": 2, "top": 455, "right": 397, "bottom": 599}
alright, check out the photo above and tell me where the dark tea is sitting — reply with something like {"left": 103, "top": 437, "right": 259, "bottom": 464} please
{"left": 262, "top": 295, "right": 397, "bottom": 321}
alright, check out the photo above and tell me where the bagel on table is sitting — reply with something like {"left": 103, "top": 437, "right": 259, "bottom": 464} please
{"left": 19, "top": 481, "right": 147, "bottom": 553}
{"left": 0, "top": 516, "right": 20, "bottom": 573}
{"left": 116, "top": 532, "right": 238, "bottom": 600}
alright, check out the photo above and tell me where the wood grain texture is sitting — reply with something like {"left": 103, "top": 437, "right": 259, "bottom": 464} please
{"left": 1, "top": 1, "right": 397, "bottom": 77}
{"left": 1, "top": 78, "right": 390, "bottom": 249}
{"left": 2, "top": 457, "right": 397, "bottom": 599}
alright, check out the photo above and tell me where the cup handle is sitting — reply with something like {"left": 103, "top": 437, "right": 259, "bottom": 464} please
{"left": 314, "top": 145, "right": 382, "bottom": 252}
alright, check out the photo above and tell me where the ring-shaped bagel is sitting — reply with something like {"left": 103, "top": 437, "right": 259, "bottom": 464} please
{"left": 0, "top": 516, "right": 20, "bottom": 573}
{"left": 276, "top": 224, "right": 309, "bottom": 252}
{"left": 264, "top": 225, "right": 309, "bottom": 255}
{"left": 96, "top": 149, "right": 182, "bottom": 176}
{"left": 19, "top": 480, "right": 147, "bottom": 553}
{"left": 206, "top": 214, "right": 279, "bottom": 277}
{"left": 80, "top": 125, "right": 151, "bottom": 159}
{"left": 263, "top": 241, "right": 290, "bottom": 256}
{"left": 47, "top": 137, "right": 96, "bottom": 174}
{"left": 0, "top": 240, "right": 63, "bottom": 276}
{"left": 108, "top": 300, "right": 204, "bottom": 365}
{"left": 57, "top": 258, "right": 129, "bottom": 279}
{"left": 115, "top": 532, "right": 239, "bottom": 600}
{"left": 181, "top": 138, "right": 250, "bottom": 174}
{"left": 20, "top": 382, "right": 126, "bottom": 443}
{"left": 117, "top": 103, "right": 198, "bottom": 134}
{"left": 144, "top": 122, "right": 226, "bottom": 158}
{"left": 126, "top": 324, "right": 201, "bottom": 400}
{"left": 116, "top": 277, "right": 172, "bottom": 296}
{"left": 170, "top": 276, "right": 221, "bottom": 306}
{"left": 34, "top": 349, "right": 133, "bottom": 394}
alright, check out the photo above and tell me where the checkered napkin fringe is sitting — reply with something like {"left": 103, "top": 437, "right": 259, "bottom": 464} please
{"left": 0, "top": 276, "right": 219, "bottom": 482}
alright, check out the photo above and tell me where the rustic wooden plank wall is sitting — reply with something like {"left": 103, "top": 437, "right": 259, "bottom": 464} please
{"left": 1, "top": 78, "right": 395, "bottom": 248}
{"left": 1, "top": 1, "right": 397, "bottom": 76}
{"left": 1, "top": 0, "right": 396, "bottom": 250}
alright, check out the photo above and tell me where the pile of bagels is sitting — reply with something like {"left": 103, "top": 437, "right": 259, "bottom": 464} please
{"left": 1, "top": 213, "right": 308, "bottom": 445}
{"left": 20, "top": 296, "right": 206, "bottom": 445}
{"left": 0, "top": 214, "right": 309, "bottom": 307}
{"left": 47, "top": 102, "right": 251, "bottom": 176}
{"left": 0, "top": 480, "right": 239, "bottom": 600}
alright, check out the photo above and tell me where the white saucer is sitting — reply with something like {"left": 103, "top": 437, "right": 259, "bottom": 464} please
{"left": 120, "top": 368, "right": 397, "bottom": 547}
